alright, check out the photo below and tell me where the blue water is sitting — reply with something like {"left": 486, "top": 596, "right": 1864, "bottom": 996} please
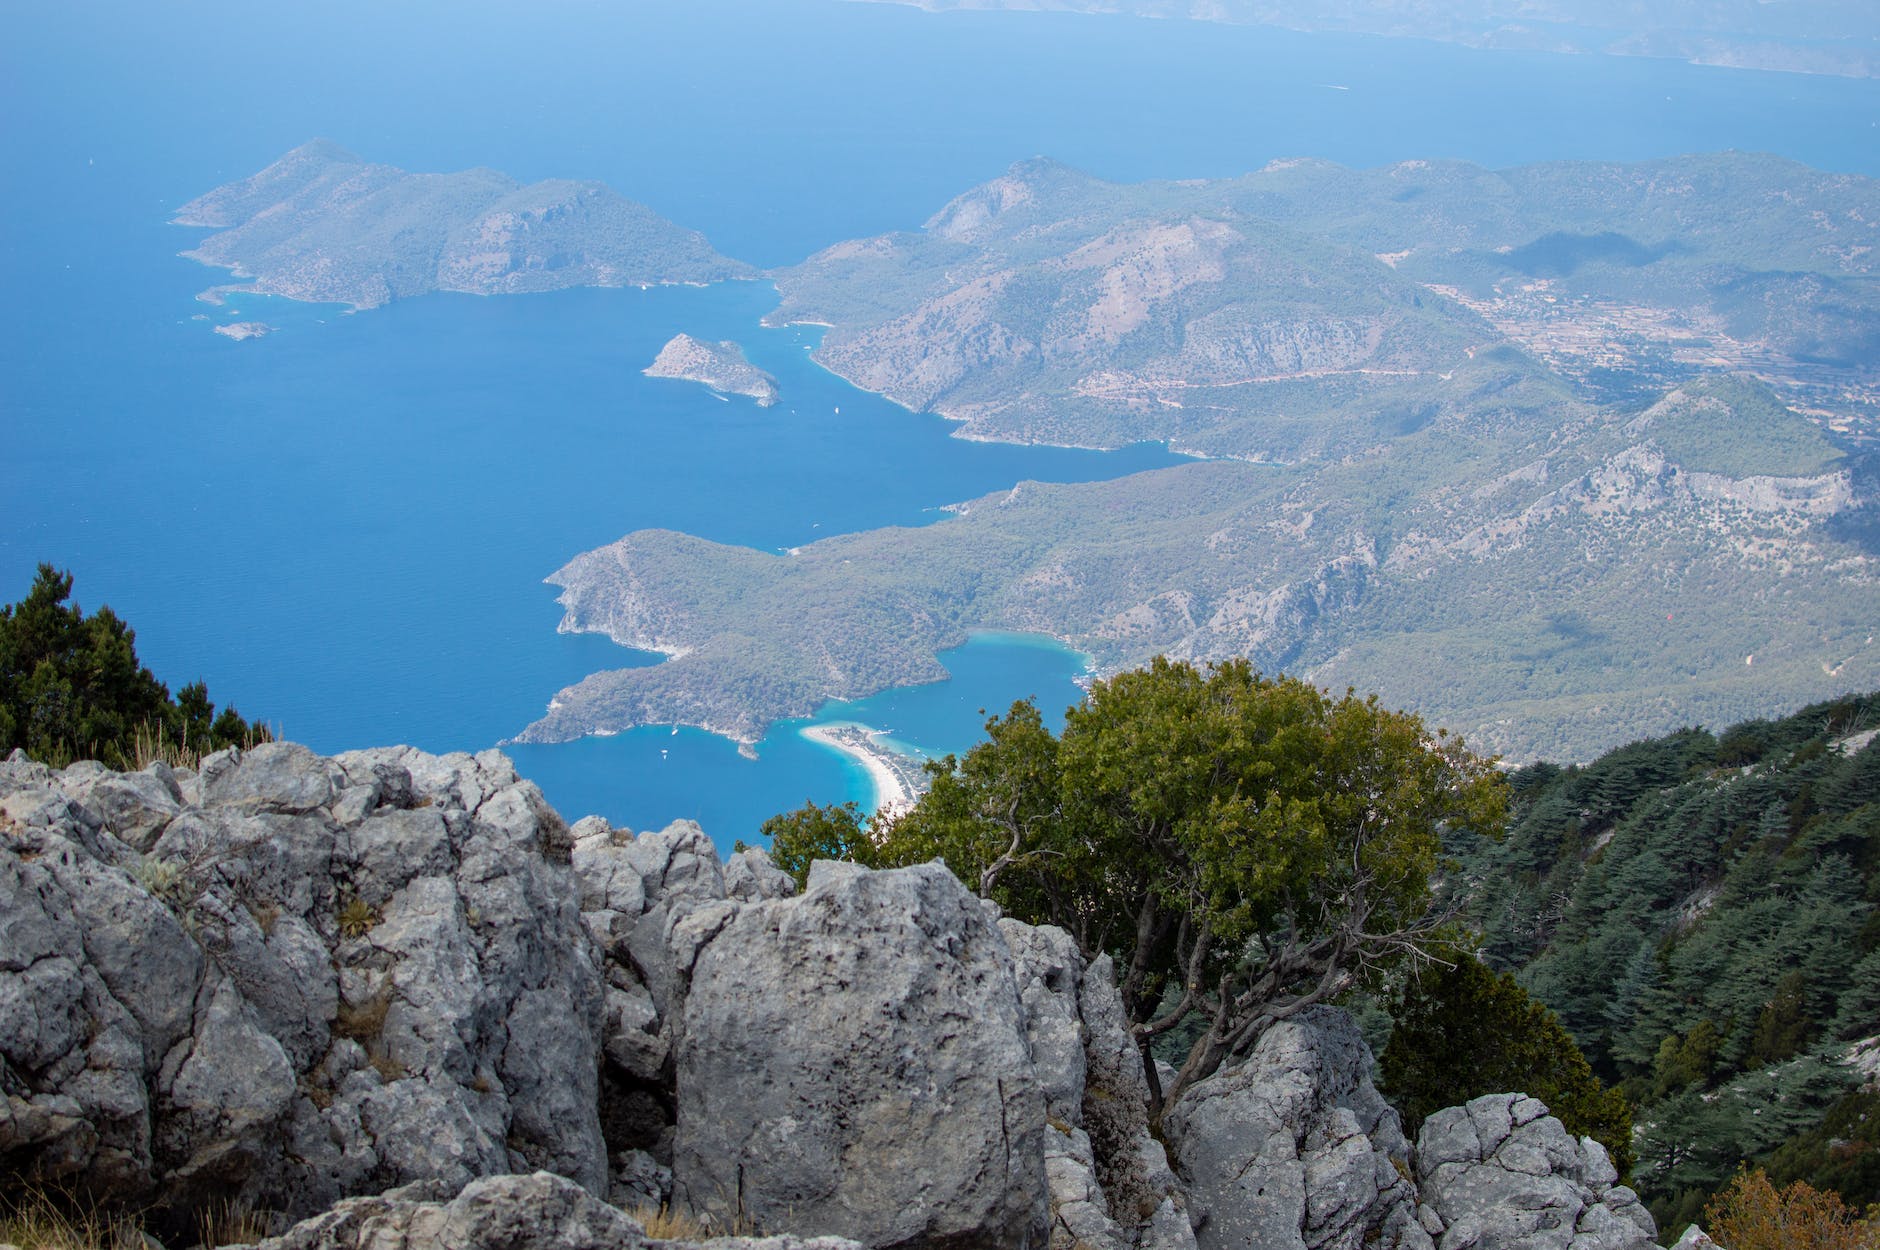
{"left": 510, "top": 630, "right": 1095, "bottom": 844}
{"left": 3, "top": 0, "right": 1877, "bottom": 842}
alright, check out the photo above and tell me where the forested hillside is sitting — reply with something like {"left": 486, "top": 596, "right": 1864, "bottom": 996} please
{"left": 1452, "top": 692, "right": 1880, "bottom": 1229}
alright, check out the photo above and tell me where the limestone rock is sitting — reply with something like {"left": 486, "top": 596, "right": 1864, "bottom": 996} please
{"left": 1415, "top": 1094, "right": 1656, "bottom": 1250}
{"left": 54, "top": 765, "right": 181, "bottom": 850}
{"left": 1164, "top": 1007, "right": 1429, "bottom": 1250}
{"left": 1077, "top": 952, "right": 1188, "bottom": 1242}
{"left": 1001, "top": 919, "right": 1089, "bottom": 1126}
{"left": 255, "top": 1171, "right": 645, "bottom": 1250}
{"left": 611, "top": 1147, "right": 673, "bottom": 1211}
{"left": 1046, "top": 1123, "right": 1132, "bottom": 1250}
{"left": 724, "top": 846, "right": 794, "bottom": 902}
{"left": 201, "top": 743, "right": 340, "bottom": 814}
{"left": 673, "top": 861, "right": 1048, "bottom": 1250}
{"left": 1, "top": 744, "right": 608, "bottom": 1222}
{"left": 1000, "top": 921, "right": 1189, "bottom": 1250}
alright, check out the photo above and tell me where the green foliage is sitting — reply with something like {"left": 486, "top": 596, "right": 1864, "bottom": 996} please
{"left": 1652, "top": 1019, "right": 1722, "bottom": 1099}
{"left": 1638, "top": 376, "right": 1843, "bottom": 480}
{"left": 761, "top": 799, "right": 885, "bottom": 887}
{"left": 1762, "top": 1088, "right": 1880, "bottom": 1213}
{"left": 775, "top": 657, "right": 1506, "bottom": 1110}
{"left": 0, "top": 564, "right": 268, "bottom": 769}
{"left": 1380, "top": 953, "right": 1635, "bottom": 1178}
{"left": 1451, "top": 692, "right": 1880, "bottom": 1215}
{"left": 1640, "top": 1055, "right": 1858, "bottom": 1216}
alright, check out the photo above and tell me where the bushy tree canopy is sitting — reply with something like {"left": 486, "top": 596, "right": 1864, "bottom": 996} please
{"left": 770, "top": 657, "right": 1506, "bottom": 1111}
{"left": 1380, "top": 952, "right": 1635, "bottom": 1177}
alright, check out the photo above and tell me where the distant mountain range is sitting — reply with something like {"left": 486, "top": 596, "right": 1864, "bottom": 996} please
{"left": 769, "top": 152, "right": 1878, "bottom": 458}
{"left": 520, "top": 152, "right": 1880, "bottom": 763}
{"left": 852, "top": 0, "right": 1880, "bottom": 78}
{"left": 173, "top": 140, "right": 754, "bottom": 310}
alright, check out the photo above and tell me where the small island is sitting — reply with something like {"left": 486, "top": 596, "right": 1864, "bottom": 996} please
{"left": 644, "top": 333, "right": 780, "bottom": 406}
{"left": 213, "top": 321, "right": 273, "bottom": 341}
{"left": 173, "top": 140, "right": 756, "bottom": 311}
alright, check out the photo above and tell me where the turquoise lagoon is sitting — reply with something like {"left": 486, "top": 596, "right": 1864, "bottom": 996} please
{"left": 3, "top": 0, "right": 1878, "bottom": 844}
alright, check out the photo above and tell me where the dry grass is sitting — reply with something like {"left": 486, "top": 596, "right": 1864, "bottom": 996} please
{"left": 1, "top": 1181, "right": 273, "bottom": 1250}
{"left": 628, "top": 1202, "right": 755, "bottom": 1240}
{"left": 131, "top": 720, "right": 278, "bottom": 773}
{"left": 0, "top": 1184, "right": 145, "bottom": 1250}
{"left": 629, "top": 1204, "right": 710, "bottom": 1240}
{"left": 196, "top": 1197, "right": 270, "bottom": 1248}
{"left": 335, "top": 896, "right": 380, "bottom": 940}
{"left": 332, "top": 989, "right": 391, "bottom": 1043}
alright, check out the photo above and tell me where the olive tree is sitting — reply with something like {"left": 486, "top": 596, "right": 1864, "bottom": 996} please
{"left": 771, "top": 656, "right": 1507, "bottom": 1114}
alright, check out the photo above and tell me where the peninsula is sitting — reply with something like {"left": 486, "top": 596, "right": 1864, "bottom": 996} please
{"left": 800, "top": 723, "right": 926, "bottom": 815}
{"left": 519, "top": 153, "right": 1880, "bottom": 764}
{"left": 645, "top": 333, "right": 780, "bottom": 406}
{"left": 173, "top": 140, "right": 756, "bottom": 310}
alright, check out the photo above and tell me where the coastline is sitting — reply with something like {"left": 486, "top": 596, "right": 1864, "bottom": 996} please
{"left": 800, "top": 723, "right": 922, "bottom": 817}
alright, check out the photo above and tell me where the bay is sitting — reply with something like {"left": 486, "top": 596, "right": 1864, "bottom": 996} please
{"left": 2, "top": 0, "right": 1876, "bottom": 844}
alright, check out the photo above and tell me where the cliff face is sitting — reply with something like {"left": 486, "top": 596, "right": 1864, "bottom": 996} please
{"left": 0, "top": 745, "right": 1658, "bottom": 1250}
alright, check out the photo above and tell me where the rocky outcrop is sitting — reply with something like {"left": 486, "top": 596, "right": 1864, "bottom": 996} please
{"left": 250, "top": 1170, "right": 864, "bottom": 1250}
{"left": 673, "top": 862, "right": 1046, "bottom": 1249}
{"left": 1414, "top": 1094, "right": 1657, "bottom": 1250}
{"left": 5, "top": 745, "right": 1663, "bottom": 1250}
{"left": 999, "top": 921, "right": 1191, "bottom": 1250}
{"left": 2, "top": 743, "right": 608, "bottom": 1221}
{"left": 1163, "top": 1007, "right": 1430, "bottom": 1250}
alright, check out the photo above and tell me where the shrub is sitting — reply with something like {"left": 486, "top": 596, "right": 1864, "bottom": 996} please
{"left": 1704, "top": 1168, "right": 1880, "bottom": 1250}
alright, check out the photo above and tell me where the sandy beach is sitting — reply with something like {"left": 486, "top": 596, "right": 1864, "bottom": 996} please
{"left": 800, "top": 723, "right": 919, "bottom": 816}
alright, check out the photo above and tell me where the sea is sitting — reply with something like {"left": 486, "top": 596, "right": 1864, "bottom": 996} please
{"left": 3, "top": 0, "right": 1877, "bottom": 846}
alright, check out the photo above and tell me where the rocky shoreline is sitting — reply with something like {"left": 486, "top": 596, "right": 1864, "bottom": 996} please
{"left": 3, "top": 742, "right": 1669, "bottom": 1249}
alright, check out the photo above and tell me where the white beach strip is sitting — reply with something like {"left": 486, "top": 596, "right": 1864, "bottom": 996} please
{"left": 801, "top": 724, "right": 913, "bottom": 817}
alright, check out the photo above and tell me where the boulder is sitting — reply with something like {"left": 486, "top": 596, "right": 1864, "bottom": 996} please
{"left": 254, "top": 1171, "right": 646, "bottom": 1250}
{"left": 53, "top": 765, "right": 181, "bottom": 850}
{"left": 672, "top": 861, "right": 1048, "bottom": 1250}
{"left": 1, "top": 744, "right": 608, "bottom": 1222}
{"left": 1163, "top": 1007, "right": 1430, "bottom": 1250}
{"left": 1076, "top": 952, "right": 1189, "bottom": 1245}
{"left": 1000, "top": 920, "right": 1191, "bottom": 1250}
{"left": 201, "top": 743, "right": 340, "bottom": 814}
{"left": 1414, "top": 1094, "right": 1657, "bottom": 1250}
{"left": 253, "top": 1170, "right": 866, "bottom": 1250}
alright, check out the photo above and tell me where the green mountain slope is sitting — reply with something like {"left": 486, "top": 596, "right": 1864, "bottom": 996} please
{"left": 771, "top": 152, "right": 1880, "bottom": 457}
{"left": 518, "top": 373, "right": 1878, "bottom": 762}
{"left": 1448, "top": 693, "right": 1880, "bottom": 1227}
